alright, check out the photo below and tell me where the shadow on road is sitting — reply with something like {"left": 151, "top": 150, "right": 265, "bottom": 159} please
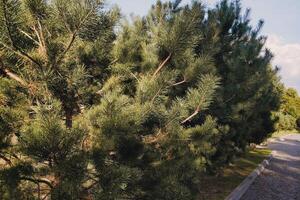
{"left": 242, "top": 134, "right": 300, "bottom": 200}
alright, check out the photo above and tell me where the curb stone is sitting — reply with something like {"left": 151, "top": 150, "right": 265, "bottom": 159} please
{"left": 224, "top": 151, "right": 275, "bottom": 200}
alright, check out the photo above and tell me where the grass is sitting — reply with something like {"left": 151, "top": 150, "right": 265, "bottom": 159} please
{"left": 270, "top": 129, "right": 299, "bottom": 139}
{"left": 198, "top": 148, "right": 271, "bottom": 200}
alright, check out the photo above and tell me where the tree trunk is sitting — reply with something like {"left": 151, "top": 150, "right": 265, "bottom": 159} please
{"left": 65, "top": 109, "right": 73, "bottom": 128}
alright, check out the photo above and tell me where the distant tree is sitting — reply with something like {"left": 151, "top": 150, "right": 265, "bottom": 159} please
{"left": 281, "top": 88, "right": 300, "bottom": 118}
{"left": 273, "top": 87, "right": 300, "bottom": 131}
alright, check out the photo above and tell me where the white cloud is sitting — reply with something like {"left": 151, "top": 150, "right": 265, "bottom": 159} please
{"left": 265, "top": 34, "right": 300, "bottom": 93}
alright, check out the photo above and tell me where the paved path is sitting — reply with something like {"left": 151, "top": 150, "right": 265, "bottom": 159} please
{"left": 242, "top": 134, "right": 300, "bottom": 200}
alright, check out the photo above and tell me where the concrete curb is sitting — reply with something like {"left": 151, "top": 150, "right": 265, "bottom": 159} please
{"left": 225, "top": 152, "right": 274, "bottom": 200}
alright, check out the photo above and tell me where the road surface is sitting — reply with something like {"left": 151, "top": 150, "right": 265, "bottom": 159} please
{"left": 242, "top": 134, "right": 300, "bottom": 200}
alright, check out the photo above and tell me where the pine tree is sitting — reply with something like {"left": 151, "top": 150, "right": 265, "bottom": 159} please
{"left": 0, "top": 0, "right": 119, "bottom": 127}
{"left": 88, "top": 1, "right": 222, "bottom": 199}
{"left": 0, "top": 0, "right": 119, "bottom": 199}
{"left": 0, "top": 0, "right": 282, "bottom": 199}
{"left": 193, "top": 0, "right": 281, "bottom": 164}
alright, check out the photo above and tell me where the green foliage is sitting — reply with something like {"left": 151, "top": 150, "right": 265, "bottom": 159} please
{"left": 273, "top": 112, "right": 295, "bottom": 131}
{"left": 273, "top": 88, "right": 300, "bottom": 131}
{"left": 281, "top": 88, "right": 300, "bottom": 118}
{"left": 84, "top": 72, "right": 220, "bottom": 199}
{"left": 196, "top": 0, "right": 282, "bottom": 163}
{"left": 0, "top": 162, "right": 35, "bottom": 200}
{"left": 0, "top": 0, "right": 284, "bottom": 199}
{"left": 0, "top": 78, "right": 27, "bottom": 164}
{"left": 20, "top": 100, "right": 84, "bottom": 163}
{"left": 0, "top": 0, "right": 117, "bottom": 199}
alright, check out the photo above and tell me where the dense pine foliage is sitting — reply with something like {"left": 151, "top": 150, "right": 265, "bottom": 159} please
{"left": 0, "top": 0, "right": 283, "bottom": 199}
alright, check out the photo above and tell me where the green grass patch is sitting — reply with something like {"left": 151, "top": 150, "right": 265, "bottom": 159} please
{"left": 198, "top": 148, "right": 271, "bottom": 200}
{"left": 271, "top": 130, "right": 299, "bottom": 139}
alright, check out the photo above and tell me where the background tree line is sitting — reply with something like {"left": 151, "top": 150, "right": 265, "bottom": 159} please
{"left": 272, "top": 88, "right": 300, "bottom": 131}
{"left": 0, "top": 0, "right": 292, "bottom": 199}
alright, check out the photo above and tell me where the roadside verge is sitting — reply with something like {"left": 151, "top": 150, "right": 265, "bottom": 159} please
{"left": 224, "top": 151, "right": 274, "bottom": 200}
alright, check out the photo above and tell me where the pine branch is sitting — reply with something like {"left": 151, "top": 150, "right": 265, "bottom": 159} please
{"left": 41, "top": 192, "right": 51, "bottom": 200}
{"left": 143, "top": 130, "right": 166, "bottom": 144}
{"left": 83, "top": 179, "right": 99, "bottom": 192}
{"left": 18, "top": 28, "right": 39, "bottom": 45}
{"left": 32, "top": 19, "right": 47, "bottom": 56}
{"left": 20, "top": 177, "right": 54, "bottom": 189}
{"left": 33, "top": 26, "right": 42, "bottom": 46}
{"left": 54, "top": 8, "right": 95, "bottom": 67}
{"left": 181, "top": 75, "right": 220, "bottom": 124}
{"left": 0, "top": 58, "right": 27, "bottom": 86}
{"left": 1, "top": 0, "right": 42, "bottom": 68}
{"left": 152, "top": 53, "right": 172, "bottom": 78}
{"left": 0, "top": 41, "right": 40, "bottom": 68}
{"left": 150, "top": 87, "right": 162, "bottom": 104}
{"left": 52, "top": 31, "right": 77, "bottom": 69}
{"left": 110, "top": 58, "right": 119, "bottom": 65}
{"left": 224, "top": 94, "right": 236, "bottom": 103}
{"left": 0, "top": 59, "right": 38, "bottom": 94}
{"left": 181, "top": 105, "right": 200, "bottom": 124}
{"left": 129, "top": 71, "right": 139, "bottom": 81}
{"left": 0, "top": 153, "right": 12, "bottom": 165}
{"left": 172, "top": 76, "right": 186, "bottom": 86}
{"left": 37, "top": 20, "right": 46, "bottom": 50}
{"left": 3, "top": 68, "right": 27, "bottom": 86}
{"left": 151, "top": 86, "right": 163, "bottom": 105}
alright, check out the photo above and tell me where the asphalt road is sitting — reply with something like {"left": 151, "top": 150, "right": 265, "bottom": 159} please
{"left": 242, "top": 134, "right": 300, "bottom": 200}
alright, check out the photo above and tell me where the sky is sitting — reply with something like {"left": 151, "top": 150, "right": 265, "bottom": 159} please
{"left": 107, "top": 0, "right": 300, "bottom": 93}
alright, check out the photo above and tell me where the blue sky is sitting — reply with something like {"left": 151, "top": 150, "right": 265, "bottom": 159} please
{"left": 107, "top": 0, "right": 300, "bottom": 93}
